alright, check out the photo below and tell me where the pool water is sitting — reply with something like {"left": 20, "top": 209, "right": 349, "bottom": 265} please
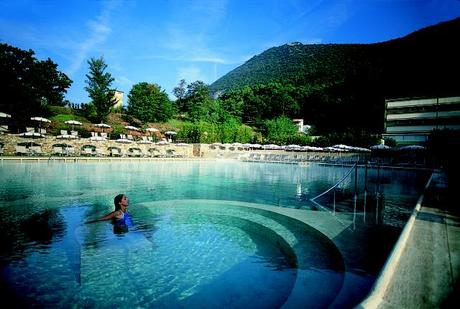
{"left": 0, "top": 161, "right": 429, "bottom": 307}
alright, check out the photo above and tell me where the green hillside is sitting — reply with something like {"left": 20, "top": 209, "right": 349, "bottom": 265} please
{"left": 211, "top": 42, "right": 375, "bottom": 93}
{"left": 211, "top": 17, "right": 460, "bottom": 108}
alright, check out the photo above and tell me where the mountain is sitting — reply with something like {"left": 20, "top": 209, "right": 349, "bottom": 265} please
{"left": 210, "top": 18, "right": 460, "bottom": 99}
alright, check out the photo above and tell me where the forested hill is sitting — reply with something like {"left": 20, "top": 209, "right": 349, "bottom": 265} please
{"left": 210, "top": 17, "right": 460, "bottom": 99}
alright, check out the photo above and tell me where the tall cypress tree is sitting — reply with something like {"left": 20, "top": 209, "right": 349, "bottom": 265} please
{"left": 84, "top": 57, "right": 116, "bottom": 122}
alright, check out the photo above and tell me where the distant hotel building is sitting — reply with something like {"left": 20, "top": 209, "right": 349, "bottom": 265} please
{"left": 112, "top": 90, "right": 124, "bottom": 110}
{"left": 384, "top": 96, "right": 460, "bottom": 145}
{"left": 292, "top": 118, "right": 311, "bottom": 134}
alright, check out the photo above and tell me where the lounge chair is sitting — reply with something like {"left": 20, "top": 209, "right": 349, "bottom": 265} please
{"left": 110, "top": 148, "right": 122, "bottom": 157}
{"left": 15, "top": 145, "right": 29, "bottom": 156}
{"left": 82, "top": 147, "right": 94, "bottom": 156}
{"left": 165, "top": 149, "right": 183, "bottom": 158}
{"left": 64, "top": 146, "right": 76, "bottom": 156}
{"left": 95, "top": 148, "right": 105, "bottom": 157}
{"left": 53, "top": 146, "right": 64, "bottom": 156}
{"left": 148, "top": 148, "right": 163, "bottom": 158}
{"left": 70, "top": 131, "right": 79, "bottom": 138}
{"left": 128, "top": 148, "right": 141, "bottom": 157}
{"left": 57, "top": 130, "right": 75, "bottom": 139}
{"left": 138, "top": 136, "right": 152, "bottom": 144}
{"left": 29, "top": 145, "right": 43, "bottom": 156}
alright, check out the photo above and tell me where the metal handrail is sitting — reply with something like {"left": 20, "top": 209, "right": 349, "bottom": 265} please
{"left": 310, "top": 162, "right": 357, "bottom": 202}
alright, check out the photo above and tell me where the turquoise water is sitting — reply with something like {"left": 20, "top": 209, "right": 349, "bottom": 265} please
{"left": 0, "top": 161, "right": 428, "bottom": 307}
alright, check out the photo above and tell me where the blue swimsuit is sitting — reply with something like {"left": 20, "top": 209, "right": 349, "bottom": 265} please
{"left": 113, "top": 212, "right": 133, "bottom": 229}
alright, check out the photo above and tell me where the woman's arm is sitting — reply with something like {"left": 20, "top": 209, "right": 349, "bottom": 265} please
{"left": 85, "top": 211, "right": 116, "bottom": 224}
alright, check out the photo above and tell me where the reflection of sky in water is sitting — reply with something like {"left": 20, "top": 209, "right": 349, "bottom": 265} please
{"left": 0, "top": 161, "right": 429, "bottom": 222}
{"left": 0, "top": 161, "right": 428, "bottom": 307}
{"left": 0, "top": 161, "right": 427, "bottom": 225}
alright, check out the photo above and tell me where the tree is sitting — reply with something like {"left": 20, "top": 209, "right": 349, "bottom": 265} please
{"left": 127, "top": 82, "right": 173, "bottom": 122}
{"left": 182, "top": 81, "right": 222, "bottom": 122}
{"left": 0, "top": 43, "right": 72, "bottom": 126}
{"left": 264, "top": 116, "right": 300, "bottom": 145}
{"left": 84, "top": 57, "right": 116, "bottom": 122}
{"left": 173, "top": 79, "right": 187, "bottom": 113}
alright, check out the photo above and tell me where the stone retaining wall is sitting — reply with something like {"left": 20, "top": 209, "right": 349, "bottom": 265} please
{"left": 0, "top": 134, "right": 193, "bottom": 157}
{"left": 1, "top": 134, "right": 371, "bottom": 161}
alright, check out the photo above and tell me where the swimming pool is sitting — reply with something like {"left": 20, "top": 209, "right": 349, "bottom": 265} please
{"left": 0, "top": 161, "right": 429, "bottom": 307}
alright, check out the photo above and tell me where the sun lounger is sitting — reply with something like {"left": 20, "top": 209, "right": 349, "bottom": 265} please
{"left": 128, "top": 148, "right": 141, "bottom": 157}
{"left": 29, "top": 145, "right": 43, "bottom": 156}
{"left": 148, "top": 148, "right": 163, "bottom": 158}
{"left": 110, "top": 148, "right": 122, "bottom": 157}
{"left": 61, "top": 146, "right": 76, "bottom": 156}
{"left": 15, "top": 145, "right": 29, "bottom": 156}
{"left": 70, "top": 131, "right": 79, "bottom": 138}
{"left": 82, "top": 147, "right": 94, "bottom": 156}
{"left": 53, "top": 146, "right": 64, "bottom": 156}
{"left": 165, "top": 149, "right": 183, "bottom": 158}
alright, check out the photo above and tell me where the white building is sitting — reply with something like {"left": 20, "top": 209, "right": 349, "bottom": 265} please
{"left": 384, "top": 96, "right": 460, "bottom": 145}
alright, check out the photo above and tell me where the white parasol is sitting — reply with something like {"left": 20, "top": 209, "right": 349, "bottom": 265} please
{"left": 125, "top": 125, "right": 140, "bottom": 131}
{"left": 65, "top": 120, "right": 82, "bottom": 131}
{"left": 30, "top": 116, "right": 51, "bottom": 133}
{"left": 399, "top": 145, "right": 425, "bottom": 151}
{"left": 95, "top": 123, "right": 111, "bottom": 128}
{"left": 370, "top": 144, "right": 391, "bottom": 150}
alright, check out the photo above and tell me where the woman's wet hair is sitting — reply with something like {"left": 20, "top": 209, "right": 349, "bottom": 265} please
{"left": 114, "top": 194, "right": 125, "bottom": 211}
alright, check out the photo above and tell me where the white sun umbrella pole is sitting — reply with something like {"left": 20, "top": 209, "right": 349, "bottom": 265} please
{"left": 164, "top": 131, "right": 177, "bottom": 142}
{"left": 95, "top": 123, "right": 111, "bottom": 135}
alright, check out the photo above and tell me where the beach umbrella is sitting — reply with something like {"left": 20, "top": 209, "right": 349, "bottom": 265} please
{"left": 370, "top": 144, "right": 391, "bottom": 150}
{"left": 19, "top": 132, "right": 44, "bottom": 138}
{"left": 31, "top": 116, "right": 50, "bottom": 123}
{"left": 164, "top": 131, "right": 177, "bottom": 142}
{"left": 19, "top": 131, "right": 44, "bottom": 147}
{"left": 263, "top": 144, "right": 281, "bottom": 150}
{"left": 30, "top": 116, "right": 51, "bottom": 132}
{"left": 95, "top": 123, "right": 111, "bottom": 134}
{"left": 146, "top": 127, "right": 159, "bottom": 137}
{"left": 398, "top": 145, "right": 425, "bottom": 151}
{"left": 95, "top": 123, "right": 111, "bottom": 128}
{"left": 0, "top": 112, "right": 11, "bottom": 118}
{"left": 65, "top": 120, "right": 82, "bottom": 131}
{"left": 125, "top": 125, "right": 140, "bottom": 131}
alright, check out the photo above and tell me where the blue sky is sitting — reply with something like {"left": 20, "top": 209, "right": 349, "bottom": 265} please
{"left": 1, "top": 0, "right": 459, "bottom": 105}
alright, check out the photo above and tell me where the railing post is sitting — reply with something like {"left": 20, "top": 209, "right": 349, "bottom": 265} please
{"left": 333, "top": 188, "right": 336, "bottom": 215}
{"left": 364, "top": 161, "right": 368, "bottom": 222}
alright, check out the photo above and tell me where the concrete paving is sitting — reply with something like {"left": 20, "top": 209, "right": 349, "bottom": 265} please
{"left": 359, "top": 171, "right": 460, "bottom": 308}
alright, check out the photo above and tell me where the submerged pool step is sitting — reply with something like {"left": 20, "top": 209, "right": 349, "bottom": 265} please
{"left": 139, "top": 199, "right": 347, "bottom": 308}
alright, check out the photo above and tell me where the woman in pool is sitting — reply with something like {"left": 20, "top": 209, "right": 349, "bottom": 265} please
{"left": 87, "top": 194, "right": 133, "bottom": 233}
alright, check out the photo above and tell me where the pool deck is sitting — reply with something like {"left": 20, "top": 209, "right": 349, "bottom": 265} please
{"left": 244, "top": 170, "right": 459, "bottom": 308}
{"left": 358, "top": 171, "right": 460, "bottom": 308}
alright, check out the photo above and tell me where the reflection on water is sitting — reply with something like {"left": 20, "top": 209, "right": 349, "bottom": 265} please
{"left": 0, "top": 161, "right": 429, "bottom": 307}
